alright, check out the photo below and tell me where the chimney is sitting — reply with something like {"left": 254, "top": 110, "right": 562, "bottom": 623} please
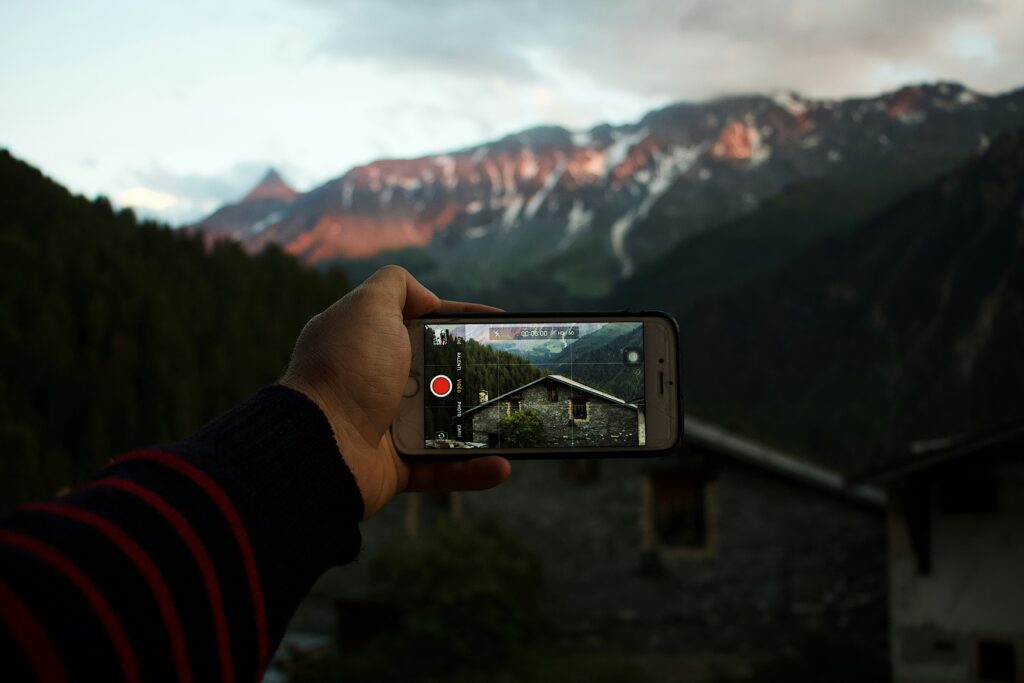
{"left": 479, "top": 390, "right": 489, "bottom": 403}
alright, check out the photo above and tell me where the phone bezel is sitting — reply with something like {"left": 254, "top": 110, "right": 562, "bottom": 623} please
{"left": 392, "top": 311, "right": 682, "bottom": 459}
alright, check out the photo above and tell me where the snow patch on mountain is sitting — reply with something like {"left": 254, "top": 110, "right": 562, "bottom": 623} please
{"left": 772, "top": 91, "right": 808, "bottom": 117}
{"left": 483, "top": 160, "right": 502, "bottom": 197}
{"left": 604, "top": 128, "right": 648, "bottom": 175}
{"left": 899, "top": 110, "right": 926, "bottom": 125}
{"left": 611, "top": 145, "right": 703, "bottom": 277}
{"left": 558, "top": 200, "right": 593, "bottom": 251}
{"left": 520, "top": 149, "right": 539, "bottom": 181}
{"left": 501, "top": 161, "right": 517, "bottom": 197}
{"left": 471, "top": 146, "right": 489, "bottom": 163}
{"left": 524, "top": 158, "right": 566, "bottom": 220}
{"left": 958, "top": 89, "right": 978, "bottom": 105}
{"left": 367, "top": 167, "right": 382, "bottom": 192}
{"left": 435, "top": 155, "right": 458, "bottom": 189}
{"left": 247, "top": 210, "right": 284, "bottom": 236}
{"left": 572, "top": 130, "right": 594, "bottom": 147}
{"left": 341, "top": 179, "right": 354, "bottom": 208}
{"left": 801, "top": 134, "right": 822, "bottom": 149}
{"left": 501, "top": 195, "right": 524, "bottom": 229}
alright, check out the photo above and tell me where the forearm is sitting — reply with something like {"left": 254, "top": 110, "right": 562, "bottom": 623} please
{"left": 0, "top": 385, "right": 362, "bottom": 682}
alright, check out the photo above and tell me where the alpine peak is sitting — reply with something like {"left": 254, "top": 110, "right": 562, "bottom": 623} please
{"left": 243, "top": 168, "right": 297, "bottom": 203}
{"left": 189, "top": 81, "right": 1024, "bottom": 284}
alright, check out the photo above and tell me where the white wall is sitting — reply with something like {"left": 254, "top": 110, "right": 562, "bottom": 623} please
{"left": 889, "top": 458, "right": 1024, "bottom": 683}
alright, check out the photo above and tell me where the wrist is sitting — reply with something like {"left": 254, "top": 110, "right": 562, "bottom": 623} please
{"left": 277, "top": 377, "right": 401, "bottom": 518}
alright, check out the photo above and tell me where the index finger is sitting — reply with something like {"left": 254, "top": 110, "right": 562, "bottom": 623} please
{"left": 362, "top": 265, "right": 441, "bottom": 319}
{"left": 406, "top": 456, "right": 512, "bottom": 492}
{"left": 436, "top": 300, "right": 504, "bottom": 314}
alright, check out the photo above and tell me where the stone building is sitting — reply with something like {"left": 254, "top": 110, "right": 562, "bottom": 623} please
{"left": 855, "top": 421, "right": 1024, "bottom": 683}
{"left": 292, "top": 415, "right": 888, "bottom": 681}
{"left": 464, "top": 374, "right": 642, "bottom": 448}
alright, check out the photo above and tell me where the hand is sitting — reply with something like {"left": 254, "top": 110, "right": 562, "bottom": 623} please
{"left": 280, "top": 265, "right": 511, "bottom": 519}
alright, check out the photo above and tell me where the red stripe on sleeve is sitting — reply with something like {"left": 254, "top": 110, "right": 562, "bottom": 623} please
{"left": 25, "top": 502, "right": 193, "bottom": 683}
{"left": 98, "top": 478, "right": 235, "bottom": 683}
{"left": 0, "top": 530, "right": 139, "bottom": 683}
{"left": 0, "top": 576, "right": 69, "bottom": 683}
{"left": 116, "top": 450, "right": 269, "bottom": 671}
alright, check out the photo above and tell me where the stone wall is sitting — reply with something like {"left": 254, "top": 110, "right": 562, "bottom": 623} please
{"left": 469, "top": 380, "right": 640, "bottom": 448}
{"left": 299, "top": 440, "right": 887, "bottom": 671}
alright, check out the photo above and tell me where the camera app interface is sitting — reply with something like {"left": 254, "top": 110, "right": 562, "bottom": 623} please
{"left": 424, "top": 321, "right": 645, "bottom": 449}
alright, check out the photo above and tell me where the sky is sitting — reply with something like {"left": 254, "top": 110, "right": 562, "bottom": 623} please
{"left": 2, "top": 0, "right": 1022, "bottom": 225}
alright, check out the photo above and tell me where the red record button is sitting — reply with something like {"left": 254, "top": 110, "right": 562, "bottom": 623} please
{"left": 429, "top": 374, "right": 453, "bottom": 398}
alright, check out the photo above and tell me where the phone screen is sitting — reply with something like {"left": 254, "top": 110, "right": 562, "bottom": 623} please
{"left": 423, "top": 321, "right": 645, "bottom": 449}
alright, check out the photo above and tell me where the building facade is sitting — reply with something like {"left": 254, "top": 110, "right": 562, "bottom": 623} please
{"left": 293, "top": 416, "right": 888, "bottom": 681}
{"left": 857, "top": 423, "right": 1024, "bottom": 683}
{"left": 465, "top": 374, "right": 642, "bottom": 448}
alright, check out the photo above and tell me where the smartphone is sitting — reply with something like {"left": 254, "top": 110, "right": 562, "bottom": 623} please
{"left": 392, "top": 312, "right": 681, "bottom": 458}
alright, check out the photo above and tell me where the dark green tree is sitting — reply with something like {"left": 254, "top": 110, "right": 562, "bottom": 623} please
{"left": 0, "top": 150, "right": 350, "bottom": 508}
{"left": 335, "top": 518, "right": 544, "bottom": 682}
{"left": 497, "top": 409, "right": 544, "bottom": 447}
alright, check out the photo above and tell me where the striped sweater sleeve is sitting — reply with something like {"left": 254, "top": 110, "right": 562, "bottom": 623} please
{"left": 0, "top": 385, "right": 364, "bottom": 682}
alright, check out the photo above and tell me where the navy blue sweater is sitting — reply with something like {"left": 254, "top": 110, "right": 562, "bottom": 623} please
{"left": 0, "top": 385, "right": 363, "bottom": 682}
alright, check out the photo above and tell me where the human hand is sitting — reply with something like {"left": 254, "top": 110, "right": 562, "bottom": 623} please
{"left": 281, "top": 265, "right": 511, "bottom": 519}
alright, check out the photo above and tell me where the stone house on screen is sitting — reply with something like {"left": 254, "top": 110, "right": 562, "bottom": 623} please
{"left": 295, "top": 414, "right": 889, "bottom": 682}
{"left": 854, "top": 421, "right": 1024, "bottom": 683}
{"left": 463, "top": 374, "right": 642, "bottom": 448}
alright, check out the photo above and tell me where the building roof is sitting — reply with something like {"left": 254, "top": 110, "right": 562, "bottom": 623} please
{"left": 462, "top": 375, "right": 884, "bottom": 507}
{"left": 850, "top": 418, "right": 1024, "bottom": 485}
{"left": 684, "top": 415, "right": 885, "bottom": 508}
{"left": 463, "top": 374, "right": 638, "bottom": 417}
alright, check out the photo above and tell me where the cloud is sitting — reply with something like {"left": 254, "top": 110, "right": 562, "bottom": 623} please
{"left": 302, "top": 0, "right": 1024, "bottom": 99}
{"left": 117, "top": 161, "right": 283, "bottom": 225}
{"left": 305, "top": 0, "right": 545, "bottom": 80}
{"left": 115, "top": 186, "right": 179, "bottom": 213}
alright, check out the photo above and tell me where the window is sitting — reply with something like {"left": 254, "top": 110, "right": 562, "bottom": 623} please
{"left": 978, "top": 640, "right": 1015, "bottom": 682}
{"left": 571, "top": 399, "right": 588, "bottom": 420}
{"left": 508, "top": 397, "right": 523, "bottom": 414}
{"left": 651, "top": 470, "right": 707, "bottom": 548}
{"left": 547, "top": 386, "right": 559, "bottom": 402}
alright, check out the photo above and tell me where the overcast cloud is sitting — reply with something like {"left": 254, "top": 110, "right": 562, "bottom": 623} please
{"left": 309, "top": 0, "right": 1023, "bottom": 98}
{"left": 2, "top": 0, "right": 1021, "bottom": 224}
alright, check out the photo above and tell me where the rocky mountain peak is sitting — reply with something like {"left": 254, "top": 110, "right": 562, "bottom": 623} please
{"left": 243, "top": 168, "right": 297, "bottom": 203}
{"left": 711, "top": 120, "right": 762, "bottom": 161}
{"left": 189, "top": 81, "right": 1024, "bottom": 293}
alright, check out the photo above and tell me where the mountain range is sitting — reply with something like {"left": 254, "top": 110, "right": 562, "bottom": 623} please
{"left": 4, "top": 80, "right": 1022, "bottom": 478}
{"left": 679, "top": 128, "right": 1024, "bottom": 470}
{"left": 191, "top": 82, "right": 1024, "bottom": 304}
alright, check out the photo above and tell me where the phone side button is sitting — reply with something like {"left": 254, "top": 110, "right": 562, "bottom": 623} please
{"left": 402, "top": 376, "right": 420, "bottom": 398}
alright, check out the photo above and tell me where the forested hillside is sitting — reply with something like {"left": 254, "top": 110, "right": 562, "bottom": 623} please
{"left": 423, "top": 333, "right": 548, "bottom": 438}
{"left": 0, "top": 150, "right": 349, "bottom": 508}
{"left": 678, "top": 130, "right": 1024, "bottom": 471}
{"left": 607, "top": 157, "right": 959, "bottom": 313}
{"left": 541, "top": 325, "right": 645, "bottom": 401}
